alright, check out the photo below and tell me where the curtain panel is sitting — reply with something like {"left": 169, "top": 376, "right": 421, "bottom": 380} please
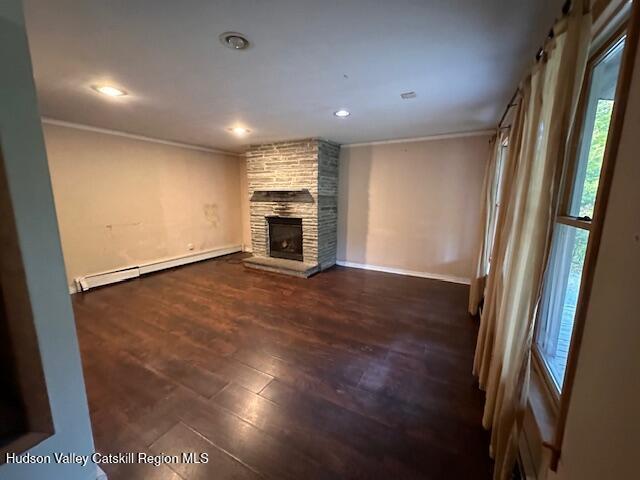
{"left": 472, "top": 2, "right": 591, "bottom": 478}
{"left": 468, "top": 133, "right": 500, "bottom": 315}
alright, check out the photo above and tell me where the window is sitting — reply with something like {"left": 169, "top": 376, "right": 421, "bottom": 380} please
{"left": 487, "top": 135, "right": 508, "bottom": 268}
{"left": 534, "top": 35, "right": 626, "bottom": 392}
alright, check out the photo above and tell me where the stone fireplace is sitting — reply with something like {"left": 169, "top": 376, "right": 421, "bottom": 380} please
{"left": 243, "top": 139, "right": 340, "bottom": 277}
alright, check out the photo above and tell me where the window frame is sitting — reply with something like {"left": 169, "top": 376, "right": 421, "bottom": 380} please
{"left": 487, "top": 135, "right": 509, "bottom": 268}
{"left": 532, "top": 25, "right": 629, "bottom": 406}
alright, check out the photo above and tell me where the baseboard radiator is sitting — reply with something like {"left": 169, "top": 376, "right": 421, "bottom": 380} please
{"left": 72, "top": 244, "right": 242, "bottom": 293}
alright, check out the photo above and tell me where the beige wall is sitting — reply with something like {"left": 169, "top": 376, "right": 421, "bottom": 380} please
{"left": 43, "top": 123, "right": 243, "bottom": 286}
{"left": 337, "top": 134, "right": 491, "bottom": 282}
{"left": 548, "top": 22, "right": 640, "bottom": 480}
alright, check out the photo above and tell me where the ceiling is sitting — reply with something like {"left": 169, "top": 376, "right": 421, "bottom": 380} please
{"left": 23, "top": 0, "right": 563, "bottom": 152}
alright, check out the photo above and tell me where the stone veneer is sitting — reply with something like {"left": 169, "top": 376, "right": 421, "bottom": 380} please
{"left": 246, "top": 138, "right": 340, "bottom": 270}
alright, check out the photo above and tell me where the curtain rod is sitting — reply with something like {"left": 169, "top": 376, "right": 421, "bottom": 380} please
{"left": 498, "top": 89, "right": 519, "bottom": 129}
{"left": 497, "top": 0, "right": 572, "bottom": 130}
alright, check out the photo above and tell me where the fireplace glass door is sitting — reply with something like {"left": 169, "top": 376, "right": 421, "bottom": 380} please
{"left": 267, "top": 217, "right": 303, "bottom": 261}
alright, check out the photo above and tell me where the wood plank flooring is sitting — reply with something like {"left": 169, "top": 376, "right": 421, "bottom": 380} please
{"left": 73, "top": 253, "right": 492, "bottom": 479}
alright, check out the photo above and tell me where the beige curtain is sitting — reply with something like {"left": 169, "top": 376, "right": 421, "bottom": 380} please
{"left": 468, "top": 134, "right": 500, "bottom": 315}
{"left": 473, "top": 2, "right": 591, "bottom": 479}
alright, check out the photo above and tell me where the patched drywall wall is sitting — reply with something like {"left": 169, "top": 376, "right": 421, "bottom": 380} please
{"left": 337, "top": 134, "right": 491, "bottom": 283}
{"left": 43, "top": 123, "right": 244, "bottom": 288}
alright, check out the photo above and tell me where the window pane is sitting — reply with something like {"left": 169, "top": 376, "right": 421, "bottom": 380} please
{"left": 569, "top": 38, "right": 625, "bottom": 218}
{"left": 487, "top": 143, "right": 507, "bottom": 267}
{"left": 536, "top": 225, "right": 589, "bottom": 389}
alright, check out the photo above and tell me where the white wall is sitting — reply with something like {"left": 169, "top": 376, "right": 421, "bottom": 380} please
{"left": 337, "top": 134, "right": 491, "bottom": 283}
{"left": 0, "top": 1, "right": 95, "bottom": 479}
{"left": 42, "top": 123, "right": 244, "bottom": 288}
{"left": 549, "top": 19, "right": 640, "bottom": 480}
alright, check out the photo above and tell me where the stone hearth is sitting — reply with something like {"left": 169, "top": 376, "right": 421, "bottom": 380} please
{"left": 243, "top": 256, "right": 320, "bottom": 278}
{"left": 243, "top": 138, "right": 339, "bottom": 277}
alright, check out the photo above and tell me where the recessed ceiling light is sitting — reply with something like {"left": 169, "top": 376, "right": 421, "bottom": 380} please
{"left": 92, "top": 85, "right": 127, "bottom": 97}
{"left": 334, "top": 109, "right": 350, "bottom": 118}
{"left": 229, "top": 127, "right": 250, "bottom": 136}
{"left": 219, "top": 32, "right": 250, "bottom": 50}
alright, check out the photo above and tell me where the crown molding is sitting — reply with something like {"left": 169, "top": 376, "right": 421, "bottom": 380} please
{"left": 41, "top": 118, "right": 494, "bottom": 154}
{"left": 41, "top": 117, "right": 242, "bottom": 156}
{"left": 341, "top": 129, "right": 495, "bottom": 148}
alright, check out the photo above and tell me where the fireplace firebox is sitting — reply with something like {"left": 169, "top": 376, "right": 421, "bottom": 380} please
{"left": 267, "top": 217, "right": 303, "bottom": 261}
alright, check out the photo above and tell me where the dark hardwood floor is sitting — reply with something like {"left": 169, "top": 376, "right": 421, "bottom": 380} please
{"left": 73, "top": 253, "right": 492, "bottom": 479}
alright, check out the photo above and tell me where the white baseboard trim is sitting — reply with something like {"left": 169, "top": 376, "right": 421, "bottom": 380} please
{"left": 70, "top": 244, "right": 242, "bottom": 293}
{"left": 335, "top": 260, "right": 470, "bottom": 285}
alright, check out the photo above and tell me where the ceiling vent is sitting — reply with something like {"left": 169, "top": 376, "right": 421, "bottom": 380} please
{"left": 400, "top": 91, "right": 417, "bottom": 99}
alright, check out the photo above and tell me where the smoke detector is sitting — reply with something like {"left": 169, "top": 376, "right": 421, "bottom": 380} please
{"left": 219, "top": 32, "right": 250, "bottom": 50}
